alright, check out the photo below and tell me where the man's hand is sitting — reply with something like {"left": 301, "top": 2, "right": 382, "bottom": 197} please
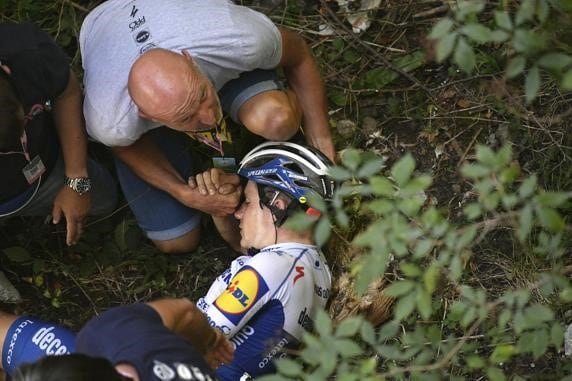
{"left": 189, "top": 168, "right": 240, "bottom": 196}
{"left": 52, "top": 186, "right": 91, "bottom": 246}
{"left": 183, "top": 169, "right": 241, "bottom": 217}
{"left": 204, "top": 329, "right": 235, "bottom": 369}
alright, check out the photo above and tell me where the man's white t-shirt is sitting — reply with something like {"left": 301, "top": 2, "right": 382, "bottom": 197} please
{"left": 80, "top": 0, "right": 282, "bottom": 147}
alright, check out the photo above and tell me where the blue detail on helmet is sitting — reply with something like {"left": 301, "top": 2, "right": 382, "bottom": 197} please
{"left": 238, "top": 157, "right": 310, "bottom": 201}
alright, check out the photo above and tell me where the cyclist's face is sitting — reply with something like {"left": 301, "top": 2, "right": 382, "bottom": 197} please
{"left": 234, "top": 182, "right": 275, "bottom": 249}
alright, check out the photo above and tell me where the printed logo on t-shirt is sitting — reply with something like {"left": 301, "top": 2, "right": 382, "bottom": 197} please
{"left": 135, "top": 29, "right": 151, "bottom": 44}
{"left": 153, "top": 360, "right": 175, "bottom": 380}
{"left": 214, "top": 267, "right": 268, "bottom": 322}
{"left": 293, "top": 266, "right": 305, "bottom": 284}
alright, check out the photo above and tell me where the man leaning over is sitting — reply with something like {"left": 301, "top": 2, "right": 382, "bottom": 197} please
{"left": 79, "top": 0, "right": 335, "bottom": 254}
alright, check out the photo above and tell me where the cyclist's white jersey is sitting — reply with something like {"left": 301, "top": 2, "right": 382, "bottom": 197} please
{"left": 197, "top": 243, "right": 332, "bottom": 380}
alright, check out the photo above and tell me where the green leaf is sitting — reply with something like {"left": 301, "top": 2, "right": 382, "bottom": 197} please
{"left": 394, "top": 291, "right": 416, "bottom": 321}
{"left": 496, "top": 145, "right": 512, "bottom": 167}
{"left": 461, "top": 23, "right": 492, "bottom": 43}
{"left": 416, "top": 288, "right": 433, "bottom": 319}
{"left": 513, "top": 29, "right": 541, "bottom": 54}
{"left": 314, "top": 309, "right": 332, "bottom": 336}
{"left": 336, "top": 316, "right": 362, "bottom": 338}
{"left": 385, "top": 280, "right": 416, "bottom": 297}
{"left": 518, "top": 204, "right": 533, "bottom": 242}
{"left": 456, "top": 0, "right": 485, "bottom": 20}
{"left": 463, "top": 203, "right": 482, "bottom": 220}
{"left": 335, "top": 339, "right": 363, "bottom": 357}
{"left": 284, "top": 212, "right": 316, "bottom": 232}
{"left": 518, "top": 329, "right": 549, "bottom": 359}
{"left": 461, "top": 163, "right": 491, "bottom": 178}
{"left": 357, "top": 158, "right": 385, "bottom": 178}
{"left": 490, "top": 344, "right": 517, "bottom": 363}
{"left": 414, "top": 239, "right": 434, "bottom": 259}
{"left": 448, "top": 255, "right": 464, "bottom": 281}
{"left": 506, "top": 55, "right": 526, "bottom": 79}
{"left": 486, "top": 366, "right": 507, "bottom": 381}
{"left": 535, "top": 206, "right": 565, "bottom": 231}
{"left": 475, "top": 145, "right": 497, "bottom": 167}
{"left": 525, "top": 65, "right": 540, "bottom": 104}
{"left": 519, "top": 175, "right": 538, "bottom": 198}
{"left": 3, "top": 246, "right": 33, "bottom": 263}
{"left": 436, "top": 32, "right": 458, "bottom": 62}
{"left": 329, "top": 166, "right": 353, "bottom": 181}
{"left": 401, "top": 263, "right": 422, "bottom": 278}
{"left": 453, "top": 37, "right": 476, "bottom": 73}
{"left": 490, "top": 29, "right": 510, "bottom": 43}
{"left": 314, "top": 217, "right": 331, "bottom": 247}
{"left": 395, "top": 50, "right": 427, "bottom": 72}
{"left": 360, "top": 320, "right": 377, "bottom": 345}
{"left": 335, "top": 210, "right": 349, "bottom": 228}
{"left": 370, "top": 176, "right": 394, "bottom": 196}
{"left": 423, "top": 263, "right": 439, "bottom": 294}
{"left": 391, "top": 154, "right": 415, "bottom": 187}
{"left": 562, "top": 68, "right": 572, "bottom": 90}
{"left": 536, "top": 192, "right": 571, "bottom": 207}
{"left": 537, "top": 0, "right": 550, "bottom": 22}
{"left": 429, "top": 18, "right": 455, "bottom": 39}
{"left": 494, "top": 11, "right": 513, "bottom": 30}
{"left": 274, "top": 358, "right": 302, "bottom": 377}
{"left": 457, "top": 226, "right": 477, "bottom": 250}
{"left": 466, "top": 355, "right": 485, "bottom": 368}
{"left": 341, "top": 149, "right": 362, "bottom": 171}
{"left": 537, "top": 52, "right": 572, "bottom": 72}
{"left": 550, "top": 322, "right": 565, "bottom": 348}
{"left": 517, "top": 0, "right": 536, "bottom": 25}
{"left": 377, "top": 320, "right": 400, "bottom": 340}
{"left": 524, "top": 304, "right": 555, "bottom": 326}
{"left": 400, "top": 175, "right": 432, "bottom": 196}
{"left": 329, "top": 89, "right": 348, "bottom": 106}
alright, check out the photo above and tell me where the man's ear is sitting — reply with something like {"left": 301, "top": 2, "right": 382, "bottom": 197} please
{"left": 272, "top": 198, "right": 287, "bottom": 211}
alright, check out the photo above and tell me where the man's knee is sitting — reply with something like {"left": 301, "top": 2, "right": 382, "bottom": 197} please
{"left": 238, "top": 90, "right": 301, "bottom": 140}
{"left": 152, "top": 227, "right": 201, "bottom": 254}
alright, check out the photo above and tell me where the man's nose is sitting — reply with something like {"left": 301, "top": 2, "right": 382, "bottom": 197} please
{"left": 198, "top": 106, "right": 217, "bottom": 125}
{"left": 234, "top": 205, "right": 244, "bottom": 219}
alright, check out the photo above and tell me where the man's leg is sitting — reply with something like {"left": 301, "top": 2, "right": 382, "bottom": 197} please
{"left": 114, "top": 127, "right": 202, "bottom": 254}
{"left": 219, "top": 69, "right": 301, "bottom": 141}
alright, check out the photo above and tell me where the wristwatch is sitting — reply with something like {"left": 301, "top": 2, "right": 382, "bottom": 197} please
{"left": 64, "top": 176, "right": 92, "bottom": 195}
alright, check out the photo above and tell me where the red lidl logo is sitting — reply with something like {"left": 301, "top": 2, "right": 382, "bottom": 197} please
{"left": 293, "top": 266, "right": 305, "bottom": 284}
{"left": 215, "top": 267, "right": 269, "bottom": 322}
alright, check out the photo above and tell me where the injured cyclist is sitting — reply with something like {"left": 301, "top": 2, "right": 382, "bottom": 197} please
{"left": 188, "top": 142, "right": 335, "bottom": 380}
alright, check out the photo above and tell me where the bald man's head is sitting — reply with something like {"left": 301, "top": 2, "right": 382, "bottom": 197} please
{"left": 128, "top": 48, "right": 206, "bottom": 123}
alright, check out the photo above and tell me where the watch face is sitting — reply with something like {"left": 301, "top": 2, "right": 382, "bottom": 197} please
{"left": 75, "top": 178, "right": 92, "bottom": 194}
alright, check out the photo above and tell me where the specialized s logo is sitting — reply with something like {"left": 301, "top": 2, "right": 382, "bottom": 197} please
{"left": 214, "top": 267, "right": 269, "bottom": 324}
{"left": 293, "top": 266, "right": 305, "bottom": 284}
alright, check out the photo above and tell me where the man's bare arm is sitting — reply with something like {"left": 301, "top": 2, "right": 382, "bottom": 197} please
{"left": 113, "top": 137, "right": 239, "bottom": 216}
{"left": 279, "top": 28, "right": 335, "bottom": 161}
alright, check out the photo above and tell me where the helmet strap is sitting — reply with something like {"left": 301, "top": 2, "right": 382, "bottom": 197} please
{"left": 256, "top": 185, "right": 299, "bottom": 227}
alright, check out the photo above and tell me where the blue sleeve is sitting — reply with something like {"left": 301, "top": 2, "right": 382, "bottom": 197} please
{"left": 2, "top": 316, "right": 75, "bottom": 376}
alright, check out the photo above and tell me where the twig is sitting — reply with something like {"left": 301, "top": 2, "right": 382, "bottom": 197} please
{"left": 64, "top": 0, "right": 90, "bottom": 13}
{"left": 457, "top": 127, "right": 483, "bottom": 167}
{"left": 413, "top": 5, "right": 449, "bottom": 19}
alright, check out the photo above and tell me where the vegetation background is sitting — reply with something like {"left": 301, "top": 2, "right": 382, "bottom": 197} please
{"left": 1, "top": 0, "right": 571, "bottom": 380}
